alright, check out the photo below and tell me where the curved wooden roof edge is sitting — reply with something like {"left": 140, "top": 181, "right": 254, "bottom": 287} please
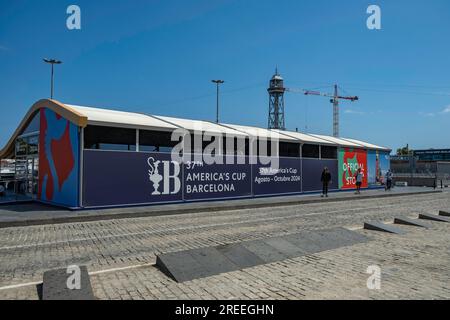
{"left": 0, "top": 99, "right": 88, "bottom": 159}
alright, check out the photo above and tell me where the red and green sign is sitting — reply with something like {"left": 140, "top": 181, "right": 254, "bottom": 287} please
{"left": 338, "top": 148, "right": 368, "bottom": 189}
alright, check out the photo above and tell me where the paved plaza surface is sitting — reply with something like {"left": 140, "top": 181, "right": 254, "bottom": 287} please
{"left": 0, "top": 190, "right": 449, "bottom": 299}
{"left": 0, "top": 187, "right": 441, "bottom": 228}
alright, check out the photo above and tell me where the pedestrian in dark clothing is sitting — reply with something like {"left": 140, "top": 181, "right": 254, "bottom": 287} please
{"left": 355, "top": 168, "right": 363, "bottom": 194}
{"left": 321, "top": 167, "right": 331, "bottom": 197}
{"left": 385, "top": 170, "right": 393, "bottom": 191}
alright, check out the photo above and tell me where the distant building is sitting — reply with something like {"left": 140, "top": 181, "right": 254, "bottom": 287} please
{"left": 390, "top": 149, "right": 450, "bottom": 187}
{"left": 413, "top": 149, "right": 450, "bottom": 161}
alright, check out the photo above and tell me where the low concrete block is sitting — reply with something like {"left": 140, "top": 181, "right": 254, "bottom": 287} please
{"left": 283, "top": 231, "right": 324, "bottom": 254}
{"left": 314, "top": 227, "right": 370, "bottom": 249}
{"left": 419, "top": 213, "right": 450, "bottom": 223}
{"left": 439, "top": 210, "right": 450, "bottom": 217}
{"left": 241, "top": 240, "right": 289, "bottom": 263}
{"left": 301, "top": 230, "right": 346, "bottom": 251}
{"left": 42, "top": 266, "right": 95, "bottom": 300}
{"left": 364, "top": 221, "right": 406, "bottom": 235}
{"left": 394, "top": 217, "right": 430, "bottom": 228}
{"left": 189, "top": 247, "right": 238, "bottom": 276}
{"left": 263, "top": 238, "right": 308, "bottom": 259}
{"left": 156, "top": 251, "right": 210, "bottom": 282}
{"left": 156, "top": 227, "right": 371, "bottom": 283}
{"left": 216, "top": 244, "right": 265, "bottom": 268}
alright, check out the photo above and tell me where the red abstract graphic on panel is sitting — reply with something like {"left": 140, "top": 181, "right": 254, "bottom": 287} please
{"left": 38, "top": 109, "right": 54, "bottom": 200}
{"left": 38, "top": 109, "right": 75, "bottom": 201}
{"left": 51, "top": 122, "right": 75, "bottom": 191}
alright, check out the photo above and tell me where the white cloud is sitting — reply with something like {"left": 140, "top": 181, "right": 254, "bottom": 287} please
{"left": 442, "top": 105, "right": 450, "bottom": 114}
{"left": 344, "top": 109, "right": 365, "bottom": 115}
{"left": 419, "top": 112, "right": 435, "bottom": 117}
{"left": 419, "top": 105, "right": 450, "bottom": 117}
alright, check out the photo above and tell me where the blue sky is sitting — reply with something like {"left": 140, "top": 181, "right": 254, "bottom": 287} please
{"left": 0, "top": 0, "right": 449, "bottom": 151}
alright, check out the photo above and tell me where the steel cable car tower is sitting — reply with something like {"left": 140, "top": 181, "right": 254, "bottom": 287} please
{"left": 267, "top": 68, "right": 286, "bottom": 130}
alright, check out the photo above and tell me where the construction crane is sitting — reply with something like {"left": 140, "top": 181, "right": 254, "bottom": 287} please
{"left": 286, "top": 84, "right": 359, "bottom": 137}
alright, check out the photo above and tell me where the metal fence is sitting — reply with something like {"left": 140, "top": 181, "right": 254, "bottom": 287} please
{"left": 391, "top": 159, "right": 450, "bottom": 188}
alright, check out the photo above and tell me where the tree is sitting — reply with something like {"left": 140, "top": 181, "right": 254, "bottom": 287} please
{"left": 396, "top": 144, "right": 413, "bottom": 156}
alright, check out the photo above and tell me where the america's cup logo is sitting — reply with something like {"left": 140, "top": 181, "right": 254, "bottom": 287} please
{"left": 147, "top": 157, "right": 181, "bottom": 196}
{"left": 147, "top": 157, "right": 163, "bottom": 195}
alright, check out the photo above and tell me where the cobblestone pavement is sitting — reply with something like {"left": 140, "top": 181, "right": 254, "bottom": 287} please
{"left": 0, "top": 191, "right": 449, "bottom": 299}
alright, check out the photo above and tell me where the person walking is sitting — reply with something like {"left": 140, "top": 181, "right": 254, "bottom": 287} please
{"left": 355, "top": 168, "right": 363, "bottom": 194}
{"left": 385, "top": 169, "right": 393, "bottom": 191}
{"left": 321, "top": 167, "right": 331, "bottom": 197}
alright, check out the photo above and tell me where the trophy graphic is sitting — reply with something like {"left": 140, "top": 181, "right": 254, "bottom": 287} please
{"left": 147, "top": 157, "right": 163, "bottom": 195}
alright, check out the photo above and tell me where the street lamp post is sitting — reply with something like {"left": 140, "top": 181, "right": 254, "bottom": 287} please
{"left": 43, "top": 58, "right": 62, "bottom": 99}
{"left": 211, "top": 80, "right": 224, "bottom": 123}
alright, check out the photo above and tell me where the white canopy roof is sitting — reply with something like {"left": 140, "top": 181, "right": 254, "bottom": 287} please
{"left": 65, "top": 103, "right": 390, "bottom": 151}
{"left": 307, "top": 134, "right": 365, "bottom": 148}
{"left": 220, "top": 123, "right": 298, "bottom": 142}
{"left": 340, "top": 138, "right": 389, "bottom": 151}
{"left": 271, "top": 130, "right": 336, "bottom": 145}
{"left": 152, "top": 115, "right": 248, "bottom": 137}
{"left": 67, "top": 104, "right": 178, "bottom": 131}
{"left": 0, "top": 99, "right": 390, "bottom": 160}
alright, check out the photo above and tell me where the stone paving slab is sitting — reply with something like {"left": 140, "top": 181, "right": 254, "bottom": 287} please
{"left": 364, "top": 221, "right": 407, "bottom": 234}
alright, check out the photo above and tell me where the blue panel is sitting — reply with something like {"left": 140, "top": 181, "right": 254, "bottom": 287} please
{"left": 82, "top": 152, "right": 350, "bottom": 208}
{"left": 252, "top": 157, "right": 301, "bottom": 195}
{"left": 302, "top": 159, "right": 338, "bottom": 192}
{"left": 379, "top": 152, "right": 390, "bottom": 176}
{"left": 83, "top": 150, "right": 182, "bottom": 207}
{"left": 367, "top": 150, "right": 378, "bottom": 186}
{"left": 183, "top": 155, "right": 251, "bottom": 201}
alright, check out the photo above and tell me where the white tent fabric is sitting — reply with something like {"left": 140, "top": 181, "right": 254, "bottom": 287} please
{"left": 67, "top": 105, "right": 178, "bottom": 131}
{"left": 66, "top": 103, "right": 390, "bottom": 151}
{"left": 307, "top": 134, "right": 365, "bottom": 148}
{"left": 339, "top": 138, "right": 389, "bottom": 151}
{"left": 220, "top": 124, "right": 298, "bottom": 142}
{"left": 271, "top": 130, "right": 336, "bottom": 145}
{"left": 152, "top": 116, "right": 248, "bottom": 137}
